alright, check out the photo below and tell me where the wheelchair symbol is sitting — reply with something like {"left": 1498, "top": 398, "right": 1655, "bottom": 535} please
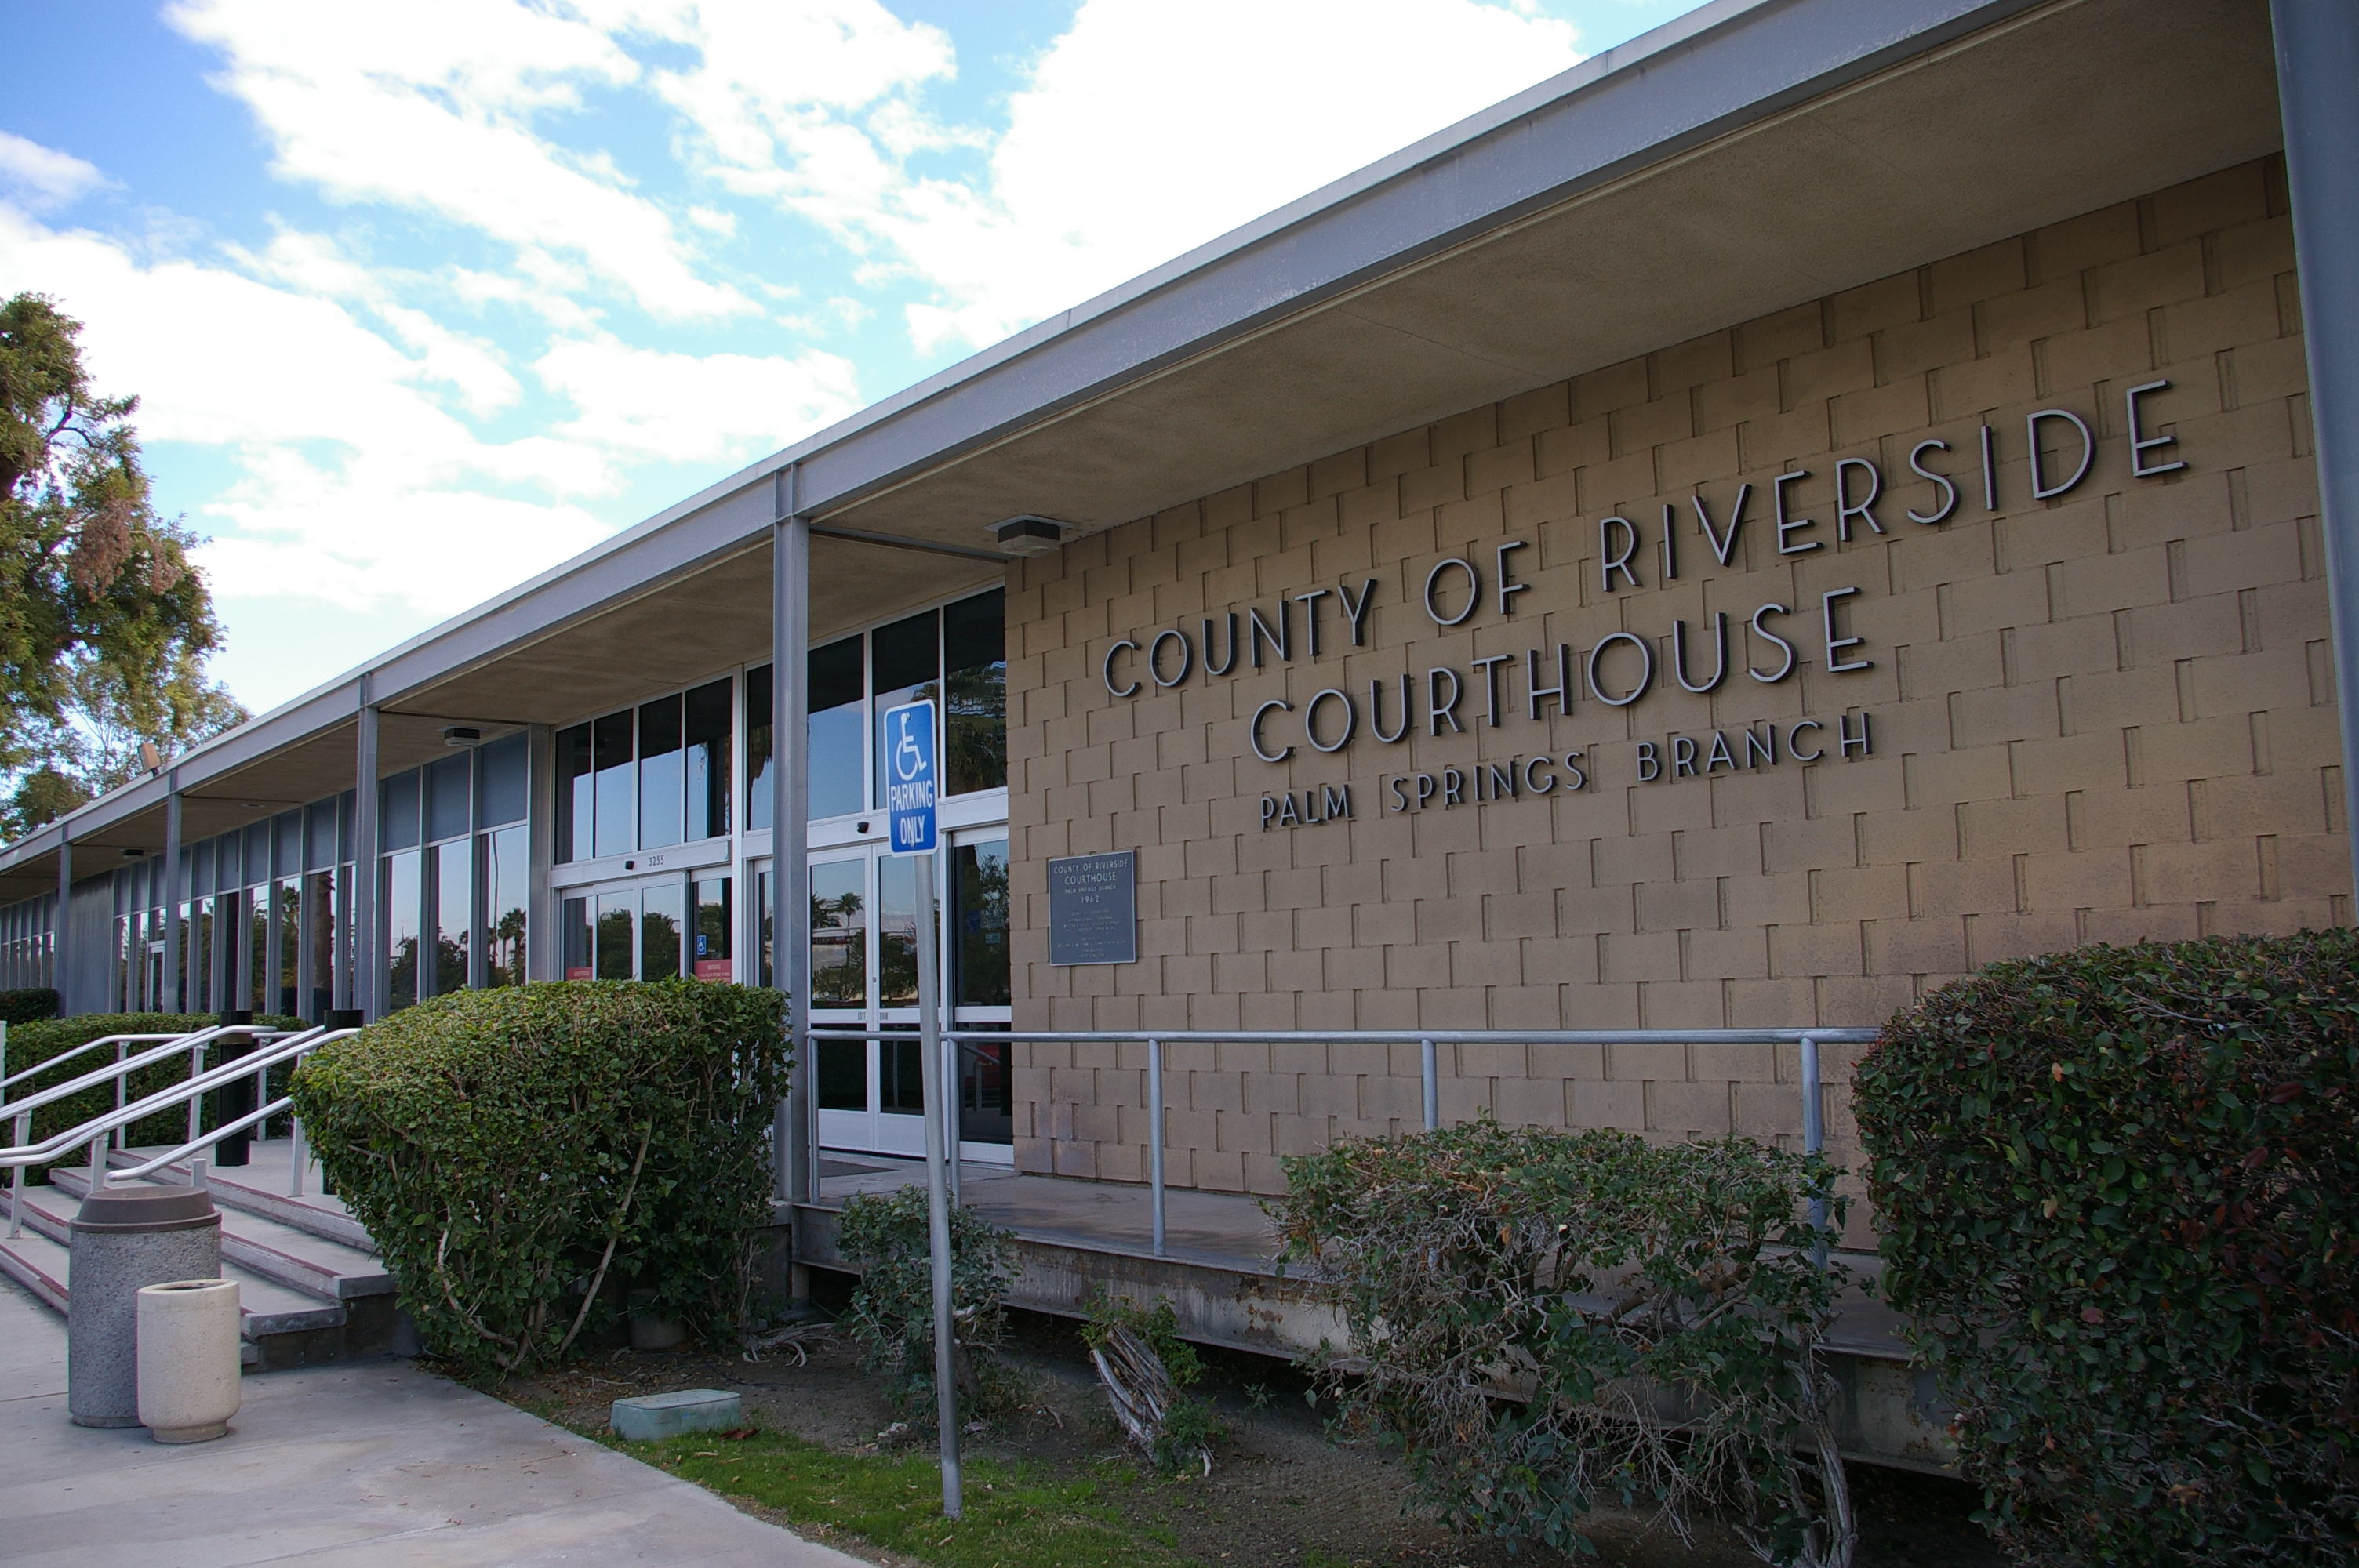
{"left": 893, "top": 710, "right": 927, "bottom": 782}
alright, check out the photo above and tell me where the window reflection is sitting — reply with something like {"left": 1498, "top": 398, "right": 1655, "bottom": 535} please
{"left": 593, "top": 712, "right": 634, "bottom": 859}
{"left": 944, "top": 590, "right": 1006, "bottom": 796}
{"left": 954, "top": 839, "right": 1010, "bottom": 1007}
{"left": 692, "top": 877, "right": 731, "bottom": 980}
{"left": 809, "top": 859, "right": 866, "bottom": 1007}
{"left": 485, "top": 825, "right": 526, "bottom": 985}
{"left": 432, "top": 840, "right": 469, "bottom": 997}
{"left": 642, "top": 882, "right": 683, "bottom": 980}
{"left": 384, "top": 851, "right": 420, "bottom": 1011}
{"left": 811, "top": 637, "right": 864, "bottom": 820}
{"left": 639, "top": 695, "right": 683, "bottom": 849}
{"left": 556, "top": 724, "right": 593, "bottom": 863}
{"left": 876, "top": 853, "right": 918, "bottom": 1009}
{"left": 685, "top": 680, "right": 731, "bottom": 841}
{"left": 595, "top": 891, "right": 634, "bottom": 980}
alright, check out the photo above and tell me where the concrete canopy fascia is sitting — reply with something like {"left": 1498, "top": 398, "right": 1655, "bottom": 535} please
{"left": 0, "top": 0, "right": 2278, "bottom": 880}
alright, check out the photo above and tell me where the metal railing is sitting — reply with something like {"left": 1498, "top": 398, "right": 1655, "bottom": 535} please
{"left": 802, "top": 1025, "right": 1881, "bottom": 1259}
{"left": 1, "top": 1023, "right": 357, "bottom": 1238}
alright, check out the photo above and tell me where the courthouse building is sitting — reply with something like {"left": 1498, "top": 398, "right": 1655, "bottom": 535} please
{"left": 2, "top": 0, "right": 2355, "bottom": 1196}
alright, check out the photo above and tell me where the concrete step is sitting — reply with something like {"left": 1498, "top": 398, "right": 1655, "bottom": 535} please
{"left": 100, "top": 1149, "right": 376, "bottom": 1253}
{"left": 49, "top": 1167, "right": 391, "bottom": 1301}
{"left": 0, "top": 1206, "right": 345, "bottom": 1341}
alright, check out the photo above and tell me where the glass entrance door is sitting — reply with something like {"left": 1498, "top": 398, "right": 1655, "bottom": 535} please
{"left": 808, "top": 834, "right": 1012, "bottom": 1163}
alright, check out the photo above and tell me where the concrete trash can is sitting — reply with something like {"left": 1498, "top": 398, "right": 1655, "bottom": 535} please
{"left": 67, "top": 1185, "right": 222, "bottom": 1428}
{"left": 137, "top": 1279, "right": 243, "bottom": 1442}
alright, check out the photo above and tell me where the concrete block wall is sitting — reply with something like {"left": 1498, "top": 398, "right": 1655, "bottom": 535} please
{"left": 1004, "top": 156, "right": 2345, "bottom": 1200}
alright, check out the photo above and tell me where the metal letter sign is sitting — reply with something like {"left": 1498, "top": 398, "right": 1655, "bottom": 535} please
{"left": 883, "top": 699, "right": 938, "bottom": 855}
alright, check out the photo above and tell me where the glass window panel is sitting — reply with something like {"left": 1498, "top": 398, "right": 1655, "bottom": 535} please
{"left": 810, "top": 637, "right": 863, "bottom": 821}
{"left": 478, "top": 733, "right": 528, "bottom": 827}
{"left": 880, "top": 1029, "right": 924, "bottom": 1116}
{"left": 191, "top": 842, "right": 212, "bottom": 896}
{"left": 274, "top": 811, "right": 303, "bottom": 878}
{"left": 594, "top": 891, "right": 634, "bottom": 980}
{"left": 816, "top": 1037, "right": 865, "bottom": 1110}
{"left": 959, "top": 1027, "right": 1013, "bottom": 1145}
{"left": 383, "top": 851, "right": 421, "bottom": 1011}
{"left": 245, "top": 826, "right": 270, "bottom": 887}
{"left": 692, "top": 877, "right": 731, "bottom": 980}
{"left": 562, "top": 896, "right": 593, "bottom": 980}
{"left": 275, "top": 877, "right": 300, "bottom": 1016}
{"left": 337, "top": 791, "right": 355, "bottom": 863}
{"left": 426, "top": 753, "right": 471, "bottom": 844}
{"left": 638, "top": 694, "right": 683, "bottom": 850}
{"left": 641, "top": 882, "right": 682, "bottom": 981}
{"left": 190, "top": 895, "right": 211, "bottom": 1012}
{"left": 877, "top": 853, "right": 919, "bottom": 1010}
{"left": 555, "top": 724, "right": 593, "bottom": 863}
{"left": 593, "top": 712, "right": 635, "bottom": 858}
{"left": 954, "top": 839, "right": 1011, "bottom": 1007}
{"left": 684, "top": 679, "right": 732, "bottom": 842}
{"left": 307, "top": 800, "right": 338, "bottom": 872}
{"left": 485, "top": 825, "right": 527, "bottom": 986}
{"left": 305, "top": 871, "right": 335, "bottom": 1020}
{"left": 381, "top": 771, "right": 421, "bottom": 853}
{"left": 809, "top": 858, "right": 867, "bottom": 1009}
{"left": 745, "top": 664, "right": 772, "bottom": 833}
{"left": 944, "top": 590, "right": 1006, "bottom": 796}
{"left": 754, "top": 867, "right": 773, "bottom": 989}
{"left": 871, "top": 611, "right": 938, "bottom": 811}
{"left": 430, "top": 839, "right": 469, "bottom": 998}
{"left": 247, "top": 886, "right": 268, "bottom": 1012}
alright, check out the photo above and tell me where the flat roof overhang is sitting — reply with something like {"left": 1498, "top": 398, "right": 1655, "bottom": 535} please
{"left": 0, "top": 0, "right": 2287, "bottom": 904}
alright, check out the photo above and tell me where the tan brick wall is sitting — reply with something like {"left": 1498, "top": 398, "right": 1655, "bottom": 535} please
{"left": 1004, "top": 157, "right": 2345, "bottom": 1200}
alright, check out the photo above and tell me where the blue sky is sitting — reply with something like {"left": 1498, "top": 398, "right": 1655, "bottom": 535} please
{"left": 1, "top": 0, "right": 1700, "bottom": 717}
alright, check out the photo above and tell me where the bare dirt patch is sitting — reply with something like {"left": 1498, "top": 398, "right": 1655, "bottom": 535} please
{"left": 500, "top": 1294, "right": 1999, "bottom": 1568}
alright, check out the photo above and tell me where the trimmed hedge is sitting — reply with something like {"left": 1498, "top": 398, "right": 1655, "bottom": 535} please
{"left": 291, "top": 980, "right": 788, "bottom": 1377}
{"left": 2, "top": 1011, "right": 304, "bottom": 1178}
{"left": 1859, "top": 931, "right": 2359, "bottom": 1565}
{"left": 0, "top": 988, "right": 60, "bottom": 1025}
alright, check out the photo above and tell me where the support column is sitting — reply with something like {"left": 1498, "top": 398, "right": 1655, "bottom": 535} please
{"left": 525, "top": 724, "right": 557, "bottom": 982}
{"left": 162, "top": 784, "right": 184, "bottom": 1013}
{"left": 773, "top": 468, "right": 813, "bottom": 1210}
{"left": 2272, "top": 0, "right": 2359, "bottom": 895}
{"left": 352, "top": 688, "right": 380, "bottom": 1021}
{"left": 53, "top": 833, "right": 71, "bottom": 1009}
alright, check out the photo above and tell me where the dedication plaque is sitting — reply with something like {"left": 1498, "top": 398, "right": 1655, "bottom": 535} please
{"left": 1048, "top": 849, "right": 1138, "bottom": 965}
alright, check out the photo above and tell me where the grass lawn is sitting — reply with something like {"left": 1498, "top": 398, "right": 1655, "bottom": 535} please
{"left": 612, "top": 1426, "right": 1195, "bottom": 1568}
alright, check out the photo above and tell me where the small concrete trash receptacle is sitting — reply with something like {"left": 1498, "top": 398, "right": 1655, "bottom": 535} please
{"left": 137, "top": 1279, "right": 242, "bottom": 1442}
{"left": 67, "top": 1185, "right": 222, "bottom": 1428}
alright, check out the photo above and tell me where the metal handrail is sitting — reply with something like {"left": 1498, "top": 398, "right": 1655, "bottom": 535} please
{"left": 115, "top": 1092, "right": 295, "bottom": 1182}
{"left": 0, "top": 1025, "right": 333, "bottom": 1169}
{"left": 0, "top": 1025, "right": 264, "bottom": 1123}
{"left": 802, "top": 1024, "right": 1882, "bottom": 1260}
{"left": 0, "top": 1033, "right": 194, "bottom": 1095}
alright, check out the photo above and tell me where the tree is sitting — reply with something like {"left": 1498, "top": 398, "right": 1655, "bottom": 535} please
{"left": 0, "top": 292, "right": 238, "bottom": 837}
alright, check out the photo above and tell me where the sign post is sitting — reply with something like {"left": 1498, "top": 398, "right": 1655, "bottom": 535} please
{"left": 884, "top": 699, "right": 961, "bottom": 1521}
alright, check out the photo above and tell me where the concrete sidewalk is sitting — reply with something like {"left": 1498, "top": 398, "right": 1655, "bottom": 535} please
{"left": 0, "top": 1277, "right": 863, "bottom": 1566}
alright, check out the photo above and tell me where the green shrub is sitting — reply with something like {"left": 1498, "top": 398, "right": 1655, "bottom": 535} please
{"left": 2, "top": 1011, "right": 304, "bottom": 1178}
{"left": 1275, "top": 1120, "right": 1854, "bottom": 1566}
{"left": 1859, "top": 931, "right": 2359, "bottom": 1565}
{"left": 291, "top": 980, "right": 787, "bottom": 1378}
{"left": 0, "top": 988, "right": 59, "bottom": 1025}
{"left": 836, "top": 1185, "right": 1018, "bottom": 1415}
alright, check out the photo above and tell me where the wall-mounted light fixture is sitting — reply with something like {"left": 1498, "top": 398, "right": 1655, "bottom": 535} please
{"left": 987, "top": 514, "right": 1067, "bottom": 557}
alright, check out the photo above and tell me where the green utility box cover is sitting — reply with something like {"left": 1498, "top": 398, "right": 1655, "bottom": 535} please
{"left": 610, "top": 1388, "right": 741, "bottom": 1441}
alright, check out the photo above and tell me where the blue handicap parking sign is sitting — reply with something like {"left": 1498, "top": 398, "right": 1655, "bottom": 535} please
{"left": 883, "top": 699, "right": 938, "bottom": 855}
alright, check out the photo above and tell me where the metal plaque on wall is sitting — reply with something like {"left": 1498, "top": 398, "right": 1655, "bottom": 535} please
{"left": 1048, "top": 849, "right": 1138, "bottom": 965}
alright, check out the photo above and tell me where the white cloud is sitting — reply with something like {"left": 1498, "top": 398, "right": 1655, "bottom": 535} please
{"left": 535, "top": 333, "right": 863, "bottom": 462}
{"left": 165, "top": 0, "right": 753, "bottom": 321}
{"left": 0, "top": 131, "right": 112, "bottom": 211}
{"left": 648, "top": 0, "right": 1582, "bottom": 354}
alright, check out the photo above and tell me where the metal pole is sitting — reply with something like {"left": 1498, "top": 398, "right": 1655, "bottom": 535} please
{"left": 352, "top": 690, "right": 380, "bottom": 1021}
{"left": 1800, "top": 1033, "right": 1830, "bottom": 1256}
{"left": 89, "top": 1131, "right": 106, "bottom": 1192}
{"left": 186, "top": 1036, "right": 204, "bottom": 1147}
{"left": 914, "top": 850, "right": 962, "bottom": 1519}
{"left": 1420, "top": 1036, "right": 1439, "bottom": 1131}
{"left": 1147, "top": 1036, "right": 1167, "bottom": 1258}
{"left": 163, "top": 786, "right": 183, "bottom": 1014}
{"left": 775, "top": 481, "right": 814, "bottom": 1216}
{"left": 2273, "top": 0, "right": 2359, "bottom": 895}
{"left": 9, "top": 1112, "right": 25, "bottom": 1238}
